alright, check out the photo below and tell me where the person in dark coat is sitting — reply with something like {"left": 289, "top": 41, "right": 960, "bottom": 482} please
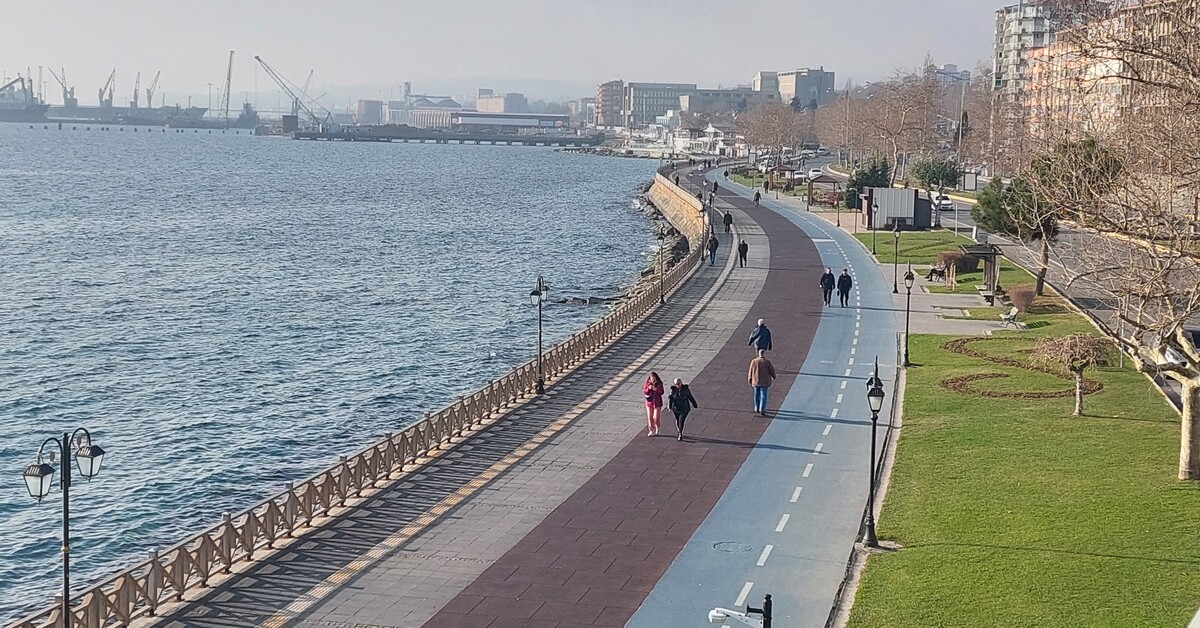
{"left": 763, "top": 180, "right": 769, "bottom": 192}
{"left": 674, "top": 174, "right": 680, "bottom": 186}
{"left": 737, "top": 239, "right": 749, "bottom": 268}
{"left": 748, "top": 318, "right": 772, "bottom": 351}
{"left": 706, "top": 234, "right": 720, "bottom": 266}
{"left": 753, "top": 190, "right": 761, "bottom": 206}
{"left": 713, "top": 181, "right": 719, "bottom": 193}
{"left": 837, "top": 268, "right": 854, "bottom": 307}
{"left": 668, "top": 378, "right": 699, "bottom": 440}
{"left": 723, "top": 211, "right": 734, "bottom": 233}
{"left": 819, "top": 267, "right": 836, "bottom": 307}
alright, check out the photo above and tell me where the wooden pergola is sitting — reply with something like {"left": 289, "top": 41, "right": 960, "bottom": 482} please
{"left": 806, "top": 174, "right": 840, "bottom": 207}
{"left": 959, "top": 243, "right": 1002, "bottom": 305}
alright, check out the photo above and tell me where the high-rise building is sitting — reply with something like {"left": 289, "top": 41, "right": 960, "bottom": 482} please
{"left": 993, "top": 1, "right": 1058, "bottom": 98}
{"left": 355, "top": 99, "right": 384, "bottom": 125}
{"left": 777, "top": 68, "right": 836, "bottom": 108}
{"left": 623, "top": 82, "right": 698, "bottom": 127}
{"left": 595, "top": 80, "right": 624, "bottom": 126}
{"left": 679, "top": 87, "right": 777, "bottom": 114}
{"left": 751, "top": 71, "right": 779, "bottom": 97}
{"left": 476, "top": 92, "right": 529, "bottom": 113}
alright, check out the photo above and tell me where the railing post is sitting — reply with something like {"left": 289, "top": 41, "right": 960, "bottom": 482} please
{"left": 146, "top": 550, "right": 161, "bottom": 615}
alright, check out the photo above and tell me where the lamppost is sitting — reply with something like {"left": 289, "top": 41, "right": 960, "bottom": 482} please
{"left": 657, "top": 234, "right": 666, "bottom": 304}
{"left": 903, "top": 266, "right": 915, "bottom": 367}
{"left": 22, "top": 428, "right": 107, "bottom": 627}
{"left": 864, "top": 366, "right": 885, "bottom": 548}
{"left": 892, "top": 225, "right": 901, "bottom": 293}
{"left": 528, "top": 276, "right": 548, "bottom": 395}
{"left": 871, "top": 203, "right": 879, "bottom": 254}
{"left": 835, "top": 184, "right": 842, "bottom": 227}
{"left": 708, "top": 594, "right": 773, "bottom": 627}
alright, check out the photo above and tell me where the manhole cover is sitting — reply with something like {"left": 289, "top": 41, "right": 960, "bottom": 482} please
{"left": 713, "top": 541, "right": 754, "bottom": 553}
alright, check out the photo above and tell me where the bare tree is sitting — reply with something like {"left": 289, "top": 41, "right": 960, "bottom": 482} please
{"left": 737, "top": 102, "right": 805, "bottom": 160}
{"left": 857, "top": 73, "right": 941, "bottom": 184}
{"left": 1031, "top": 334, "right": 1113, "bottom": 416}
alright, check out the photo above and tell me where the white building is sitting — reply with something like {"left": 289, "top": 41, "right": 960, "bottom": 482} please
{"left": 993, "top": 1, "right": 1058, "bottom": 98}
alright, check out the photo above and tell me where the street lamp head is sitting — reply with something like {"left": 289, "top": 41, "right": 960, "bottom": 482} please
{"left": 904, "top": 269, "right": 915, "bottom": 290}
{"left": 893, "top": 225, "right": 901, "bottom": 240}
{"left": 867, "top": 384, "right": 886, "bottom": 414}
{"left": 74, "top": 443, "right": 106, "bottom": 480}
{"left": 657, "top": 234, "right": 665, "bottom": 244}
{"left": 22, "top": 462, "right": 55, "bottom": 502}
{"left": 529, "top": 289, "right": 541, "bottom": 307}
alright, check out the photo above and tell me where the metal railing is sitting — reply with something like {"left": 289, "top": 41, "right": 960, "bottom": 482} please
{"left": 10, "top": 176, "right": 704, "bottom": 628}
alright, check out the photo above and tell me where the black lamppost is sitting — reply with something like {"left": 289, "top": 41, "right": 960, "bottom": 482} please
{"left": 892, "top": 225, "right": 901, "bottom": 293}
{"left": 835, "top": 184, "right": 842, "bottom": 227}
{"left": 871, "top": 203, "right": 879, "bottom": 254}
{"left": 864, "top": 365, "right": 885, "bottom": 548}
{"left": 529, "top": 276, "right": 548, "bottom": 395}
{"left": 657, "top": 234, "right": 666, "bottom": 304}
{"left": 903, "top": 266, "right": 915, "bottom": 367}
{"left": 22, "top": 428, "right": 107, "bottom": 627}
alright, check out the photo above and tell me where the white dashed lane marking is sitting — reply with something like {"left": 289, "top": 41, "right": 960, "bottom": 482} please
{"left": 735, "top": 581, "right": 754, "bottom": 606}
{"left": 823, "top": 424, "right": 833, "bottom": 436}
{"left": 756, "top": 545, "right": 774, "bottom": 566}
{"left": 775, "top": 514, "right": 790, "bottom": 532}
{"left": 803, "top": 463, "right": 814, "bottom": 478}
{"left": 790, "top": 487, "right": 803, "bottom": 502}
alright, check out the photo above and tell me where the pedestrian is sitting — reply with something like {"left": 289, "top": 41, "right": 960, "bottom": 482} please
{"left": 723, "top": 210, "right": 734, "bottom": 233}
{"left": 668, "top": 377, "right": 699, "bottom": 440}
{"left": 819, "top": 267, "right": 836, "bottom": 307}
{"left": 748, "top": 317, "right": 772, "bottom": 351}
{"left": 737, "top": 239, "right": 749, "bottom": 267}
{"left": 674, "top": 174, "right": 680, "bottom": 186}
{"left": 713, "top": 181, "right": 719, "bottom": 193}
{"left": 696, "top": 191, "right": 704, "bottom": 204}
{"left": 837, "top": 268, "right": 854, "bottom": 307}
{"left": 708, "top": 191, "right": 715, "bottom": 205}
{"left": 762, "top": 180, "right": 769, "bottom": 192}
{"left": 707, "top": 234, "right": 720, "bottom": 266}
{"left": 643, "top": 371, "right": 665, "bottom": 436}
{"left": 753, "top": 190, "right": 761, "bottom": 206}
{"left": 747, "top": 349, "right": 777, "bottom": 416}
{"left": 724, "top": 169, "right": 729, "bottom": 179}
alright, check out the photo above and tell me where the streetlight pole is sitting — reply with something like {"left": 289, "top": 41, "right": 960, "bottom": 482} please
{"left": 529, "top": 276, "right": 548, "bottom": 395}
{"left": 892, "top": 225, "right": 901, "bottom": 293}
{"left": 904, "top": 266, "right": 915, "bottom": 367}
{"left": 871, "top": 203, "right": 879, "bottom": 254}
{"left": 864, "top": 362, "right": 885, "bottom": 548}
{"left": 657, "top": 234, "right": 666, "bottom": 304}
{"left": 22, "top": 428, "right": 107, "bottom": 628}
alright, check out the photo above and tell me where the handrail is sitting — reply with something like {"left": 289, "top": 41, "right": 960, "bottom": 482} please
{"left": 8, "top": 172, "right": 705, "bottom": 628}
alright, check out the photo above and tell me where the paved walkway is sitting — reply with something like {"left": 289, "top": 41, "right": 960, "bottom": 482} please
{"left": 142, "top": 166, "right": 901, "bottom": 628}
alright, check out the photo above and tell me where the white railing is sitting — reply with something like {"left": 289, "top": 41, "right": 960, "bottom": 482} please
{"left": 9, "top": 175, "right": 704, "bottom": 628}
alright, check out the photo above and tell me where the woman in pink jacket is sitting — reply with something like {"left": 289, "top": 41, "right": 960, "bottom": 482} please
{"left": 643, "top": 372, "right": 665, "bottom": 436}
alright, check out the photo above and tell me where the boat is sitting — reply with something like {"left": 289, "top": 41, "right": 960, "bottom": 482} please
{"left": 232, "top": 102, "right": 259, "bottom": 129}
{"left": 0, "top": 76, "right": 50, "bottom": 122}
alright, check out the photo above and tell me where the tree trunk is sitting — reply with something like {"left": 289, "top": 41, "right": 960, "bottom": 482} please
{"left": 1180, "top": 381, "right": 1200, "bottom": 481}
{"left": 1035, "top": 237, "right": 1050, "bottom": 296}
{"left": 1072, "top": 368, "right": 1085, "bottom": 417}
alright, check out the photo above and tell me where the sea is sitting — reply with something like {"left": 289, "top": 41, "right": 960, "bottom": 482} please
{"left": 0, "top": 124, "right": 658, "bottom": 621}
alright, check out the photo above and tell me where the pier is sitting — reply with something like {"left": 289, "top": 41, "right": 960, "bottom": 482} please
{"left": 11, "top": 166, "right": 901, "bottom": 628}
{"left": 292, "top": 128, "right": 604, "bottom": 147}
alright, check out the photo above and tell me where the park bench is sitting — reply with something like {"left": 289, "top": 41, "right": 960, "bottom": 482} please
{"left": 999, "top": 306, "right": 1020, "bottom": 328}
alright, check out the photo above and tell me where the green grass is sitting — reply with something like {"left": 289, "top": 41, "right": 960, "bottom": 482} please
{"left": 849, "top": 311, "right": 1200, "bottom": 628}
{"left": 731, "top": 173, "right": 805, "bottom": 197}
{"left": 854, "top": 230, "right": 973, "bottom": 265}
{"left": 925, "top": 258, "right": 1037, "bottom": 295}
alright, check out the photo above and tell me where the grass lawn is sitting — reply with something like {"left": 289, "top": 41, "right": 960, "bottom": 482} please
{"left": 925, "top": 258, "right": 1037, "bottom": 296}
{"left": 854, "top": 230, "right": 973, "bottom": 265}
{"left": 731, "top": 173, "right": 805, "bottom": 197}
{"left": 849, "top": 307, "right": 1200, "bottom": 627}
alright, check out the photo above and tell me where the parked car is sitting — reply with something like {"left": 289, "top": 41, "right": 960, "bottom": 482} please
{"left": 934, "top": 195, "right": 956, "bottom": 211}
{"left": 809, "top": 168, "right": 824, "bottom": 179}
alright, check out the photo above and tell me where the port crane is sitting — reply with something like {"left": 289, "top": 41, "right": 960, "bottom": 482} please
{"left": 253, "top": 56, "right": 331, "bottom": 128}
{"left": 145, "top": 71, "right": 160, "bottom": 108}
{"left": 47, "top": 67, "right": 76, "bottom": 108}
{"left": 130, "top": 72, "right": 141, "bottom": 108}
{"left": 98, "top": 69, "right": 115, "bottom": 107}
{"left": 220, "top": 50, "right": 234, "bottom": 122}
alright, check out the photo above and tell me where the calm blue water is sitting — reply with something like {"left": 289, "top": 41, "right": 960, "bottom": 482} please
{"left": 0, "top": 124, "right": 657, "bottom": 620}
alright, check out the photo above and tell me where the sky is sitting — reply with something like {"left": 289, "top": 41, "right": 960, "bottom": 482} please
{"left": 3, "top": 0, "right": 1000, "bottom": 106}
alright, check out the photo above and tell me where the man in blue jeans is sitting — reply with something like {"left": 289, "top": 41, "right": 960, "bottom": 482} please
{"left": 747, "top": 349, "right": 777, "bottom": 416}
{"left": 707, "top": 234, "right": 720, "bottom": 266}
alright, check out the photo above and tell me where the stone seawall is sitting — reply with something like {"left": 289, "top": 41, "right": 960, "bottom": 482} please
{"left": 648, "top": 173, "right": 705, "bottom": 250}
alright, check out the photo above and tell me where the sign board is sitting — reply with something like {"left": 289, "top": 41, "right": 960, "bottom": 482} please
{"left": 748, "top": 151, "right": 758, "bottom": 167}
{"left": 961, "top": 172, "right": 979, "bottom": 192}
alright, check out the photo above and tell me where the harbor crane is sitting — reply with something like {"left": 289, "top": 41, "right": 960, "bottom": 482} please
{"left": 47, "top": 67, "right": 76, "bottom": 108}
{"left": 130, "top": 72, "right": 141, "bottom": 108}
{"left": 220, "top": 50, "right": 234, "bottom": 122}
{"left": 253, "top": 55, "right": 331, "bottom": 128}
{"left": 98, "top": 69, "right": 115, "bottom": 107}
{"left": 145, "top": 71, "right": 160, "bottom": 108}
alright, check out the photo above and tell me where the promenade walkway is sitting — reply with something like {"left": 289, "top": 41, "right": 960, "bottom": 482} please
{"left": 140, "top": 167, "right": 900, "bottom": 628}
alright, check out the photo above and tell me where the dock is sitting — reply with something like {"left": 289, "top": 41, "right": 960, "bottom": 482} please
{"left": 293, "top": 128, "right": 604, "bottom": 147}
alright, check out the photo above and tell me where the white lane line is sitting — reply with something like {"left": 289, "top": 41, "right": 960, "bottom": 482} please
{"left": 830, "top": 408, "right": 839, "bottom": 418}
{"left": 845, "top": 368, "right": 852, "bottom": 376}
{"left": 848, "top": 358, "right": 855, "bottom": 365}
{"left": 803, "top": 463, "right": 814, "bottom": 477}
{"left": 756, "top": 545, "right": 774, "bottom": 566}
{"left": 840, "top": 381, "right": 847, "bottom": 390}
{"left": 776, "top": 514, "right": 790, "bottom": 532}
{"left": 855, "top": 329, "right": 860, "bottom": 336}
{"left": 823, "top": 424, "right": 833, "bottom": 436}
{"left": 790, "top": 487, "right": 803, "bottom": 502}
{"left": 853, "top": 337, "right": 859, "bottom": 345}
{"left": 856, "top": 321, "right": 861, "bottom": 328}
{"left": 850, "top": 347, "right": 857, "bottom": 355}
{"left": 814, "top": 442, "right": 824, "bottom": 453}
{"left": 735, "top": 582, "right": 754, "bottom": 606}
{"left": 835, "top": 394, "right": 843, "bottom": 404}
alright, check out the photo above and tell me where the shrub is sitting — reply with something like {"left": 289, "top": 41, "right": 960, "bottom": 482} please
{"left": 1008, "top": 286, "right": 1036, "bottom": 312}
{"left": 936, "top": 251, "right": 980, "bottom": 273}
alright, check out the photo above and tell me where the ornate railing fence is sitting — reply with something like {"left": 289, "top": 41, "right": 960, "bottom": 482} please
{"left": 10, "top": 170, "right": 703, "bottom": 628}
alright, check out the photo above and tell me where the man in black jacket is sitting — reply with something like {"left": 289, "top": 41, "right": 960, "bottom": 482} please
{"left": 819, "top": 267, "right": 836, "bottom": 307}
{"left": 723, "top": 211, "right": 734, "bottom": 233}
{"left": 837, "top": 268, "right": 854, "bottom": 307}
{"left": 737, "top": 239, "right": 749, "bottom": 268}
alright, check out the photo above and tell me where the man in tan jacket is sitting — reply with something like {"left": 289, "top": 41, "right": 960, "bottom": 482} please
{"left": 748, "top": 349, "right": 777, "bottom": 416}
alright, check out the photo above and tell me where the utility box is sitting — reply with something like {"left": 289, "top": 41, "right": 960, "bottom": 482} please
{"left": 862, "top": 187, "right": 932, "bottom": 230}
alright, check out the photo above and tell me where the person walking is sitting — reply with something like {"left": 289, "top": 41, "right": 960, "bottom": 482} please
{"left": 668, "top": 378, "right": 699, "bottom": 440}
{"left": 748, "top": 349, "right": 777, "bottom": 416}
{"left": 643, "top": 372, "right": 665, "bottom": 436}
{"left": 819, "top": 267, "right": 836, "bottom": 307}
{"left": 674, "top": 174, "right": 680, "bottom": 186}
{"left": 837, "top": 268, "right": 854, "bottom": 307}
{"left": 737, "top": 239, "right": 749, "bottom": 268}
{"left": 748, "top": 318, "right": 772, "bottom": 352}
{"left": 707, "top": 234, "right": 720, "bottom": 266}
{"left": 753, "top": 190, "right": 761, "bottom": 206}
{"left": 722, "top": 211, "right": 734, "bottom": 233}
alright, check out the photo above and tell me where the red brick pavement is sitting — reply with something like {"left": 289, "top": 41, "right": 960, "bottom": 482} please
{"left": 423, "top": 186, "right": 822, "bottom": 628}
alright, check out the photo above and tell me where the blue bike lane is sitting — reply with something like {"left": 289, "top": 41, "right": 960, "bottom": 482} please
{"left": 627, "top": 173, "right": 902, "bottom": 628}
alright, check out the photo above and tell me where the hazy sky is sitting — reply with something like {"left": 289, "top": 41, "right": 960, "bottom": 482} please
{"left": 4, "top": 0, "right": 999, "bottom": 104}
